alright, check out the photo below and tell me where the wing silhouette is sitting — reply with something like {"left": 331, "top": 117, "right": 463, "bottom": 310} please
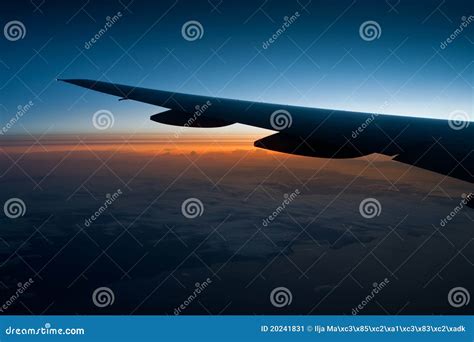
{"left": 60, "top": 79, "right": 473, "bottom": 190}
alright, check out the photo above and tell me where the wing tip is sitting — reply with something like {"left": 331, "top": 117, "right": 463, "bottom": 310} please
{"left": 57, "top": 78, "right": 87, "bottom": 84}
{"left": 57, "top": 79, "right": 103, "bottom": 90}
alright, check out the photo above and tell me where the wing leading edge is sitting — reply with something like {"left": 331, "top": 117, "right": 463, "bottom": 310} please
{"left": 60, "top": 79, "right": 473, "bottom": 184}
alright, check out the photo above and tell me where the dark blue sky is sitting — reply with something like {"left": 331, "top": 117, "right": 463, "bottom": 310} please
{"left": 1, "top": 0, "right": 472, "bottom": 134}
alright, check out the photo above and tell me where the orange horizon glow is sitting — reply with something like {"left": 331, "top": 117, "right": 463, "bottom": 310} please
{"left": 0, "top": 133, "right": 264, "bottom": 154}
{"left": 0, "top": 134, "right": 464, "bottom": 195}
{"left": 0, "top": 133, "right": 399, "bottom": 162}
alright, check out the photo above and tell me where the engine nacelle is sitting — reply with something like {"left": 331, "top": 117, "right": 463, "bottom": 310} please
{"left": 254, "top": 133, "right": 371, "bottom": 159}
{"left": 150, "top": 109, "right": 233, "bottom": 128}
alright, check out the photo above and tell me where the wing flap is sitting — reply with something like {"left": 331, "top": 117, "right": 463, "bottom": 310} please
{"left": 393, "top": 142, "right": 474, "bottom": 183}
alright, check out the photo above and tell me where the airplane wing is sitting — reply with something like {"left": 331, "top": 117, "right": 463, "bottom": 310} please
{"left": 60, "top": 79, "right": 474, "bottom": 190}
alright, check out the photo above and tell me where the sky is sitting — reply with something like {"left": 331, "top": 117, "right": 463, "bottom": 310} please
{"left": 0, "top": 0, "right": 473, "bottom": 135}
